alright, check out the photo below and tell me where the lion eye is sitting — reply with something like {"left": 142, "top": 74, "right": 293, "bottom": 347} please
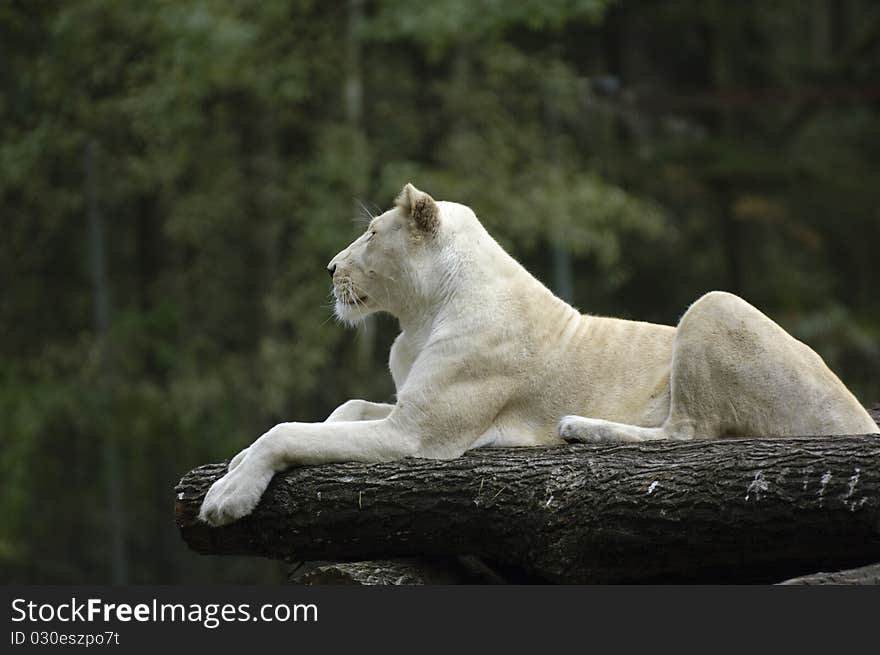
{"left": 366, "top": 230, "right": 376, "bottom": 241}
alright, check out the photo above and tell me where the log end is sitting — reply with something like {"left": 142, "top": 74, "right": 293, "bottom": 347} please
{"left": 174, "top": 461, "right": 314, "bottom": 560}
{"left": 174, "top": 462, "right": 236, "bottom": 555}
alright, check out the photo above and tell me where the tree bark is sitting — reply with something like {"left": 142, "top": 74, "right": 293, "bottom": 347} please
{"left": 176, "top": 431, "right": 880, "bottom": 583}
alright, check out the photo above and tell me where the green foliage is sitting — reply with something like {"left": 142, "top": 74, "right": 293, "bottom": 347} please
{"left": 1, "top": 0, "right": 877, "bottom": 583}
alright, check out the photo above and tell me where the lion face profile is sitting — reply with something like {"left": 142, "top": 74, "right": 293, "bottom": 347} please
{"left": 328, "top": 183, "right": 457, "bottom": 326}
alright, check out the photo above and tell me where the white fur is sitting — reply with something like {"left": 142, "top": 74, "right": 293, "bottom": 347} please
{"left": 198, "top": 184, "right": 878, "bottom": 526}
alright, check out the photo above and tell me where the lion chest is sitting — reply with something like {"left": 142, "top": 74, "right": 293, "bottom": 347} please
{"left": 388, "top": 331, "right": 419, "bottom": 391}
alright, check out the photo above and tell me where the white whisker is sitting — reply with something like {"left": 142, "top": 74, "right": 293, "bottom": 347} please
{"left": 351, "top": 198, "right": 375, "bottom": 227}
{"left": 355, "top": 197, "right": 375, "bottom": 220}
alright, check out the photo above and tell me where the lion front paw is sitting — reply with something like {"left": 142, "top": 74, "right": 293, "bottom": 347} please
{"left": 227, "top": 446, "right": 250, "bottom": 472}
{"left": 198, "top": 463, "right": 274, "bottom": 527}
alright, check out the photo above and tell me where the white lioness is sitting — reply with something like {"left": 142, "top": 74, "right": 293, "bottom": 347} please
{"left": 199, "top": 183, "right": 877, "bottom": 526}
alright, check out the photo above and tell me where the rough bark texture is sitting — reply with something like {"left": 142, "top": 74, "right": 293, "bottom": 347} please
{"left": 777, "top": 561, "right": 880, "bottom": 585}
{"left": 177, "top": 428, "right": 880, "bottom": 583}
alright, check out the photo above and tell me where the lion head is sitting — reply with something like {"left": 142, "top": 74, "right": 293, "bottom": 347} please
{"left": 328, "top": 183, "right": 449, "bottom": 326}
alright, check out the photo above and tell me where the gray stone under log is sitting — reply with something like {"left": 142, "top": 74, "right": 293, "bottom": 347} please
{"left": 777, "top": 561, "right": 880, "bottom": 585}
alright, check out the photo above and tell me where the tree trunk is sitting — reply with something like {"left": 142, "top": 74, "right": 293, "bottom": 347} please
{"left": 176, "top": 430, "right": 880, "bottom": 584}
{"left": 85, "top": 140, "right": 127, "bottom": 584}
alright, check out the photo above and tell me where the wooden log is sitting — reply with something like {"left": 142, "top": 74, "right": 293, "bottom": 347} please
{"left": 176, "top": 432, "right": 880, "bottom": 583}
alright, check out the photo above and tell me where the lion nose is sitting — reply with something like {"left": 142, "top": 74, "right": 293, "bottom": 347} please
{"left": 327, "top": 263, "right": 337, "bottom": 278}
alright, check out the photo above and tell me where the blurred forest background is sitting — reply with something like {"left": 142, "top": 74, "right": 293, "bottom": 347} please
{"left": 2, "top": 0, "right": 879, "bottom": 584}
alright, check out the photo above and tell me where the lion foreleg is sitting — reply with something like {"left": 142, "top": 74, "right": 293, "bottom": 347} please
{"left": 199, "top": 418, "right": 419, "bottom": 526}
{"left": 325, "top": 399, "right": 395, "bottom": 422}
{"left": 225, "top": 400, "right": 396, "bottom": 473}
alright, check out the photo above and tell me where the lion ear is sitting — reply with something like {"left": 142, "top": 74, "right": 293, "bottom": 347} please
{"left": 395, "top": 183, "right": 439, "bottom": 235}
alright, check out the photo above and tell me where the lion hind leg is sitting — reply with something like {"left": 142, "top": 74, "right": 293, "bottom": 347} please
{"left": 668, "top": 291, "right": 877, "bottom": 437}
{"left": 557, "top": 415, "right": 695, "bottom": 443}
{"left": 558, "top": 416, "right": 662, "bottom": 443}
